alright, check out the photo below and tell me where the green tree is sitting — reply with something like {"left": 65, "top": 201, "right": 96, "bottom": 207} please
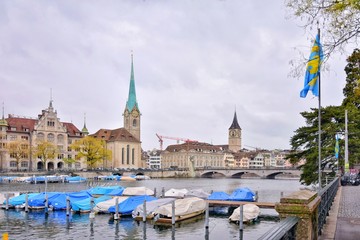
{"left": 289, "top": 48, "right": 360, "bottom": 185}
{"left": 286, "top": 0, "right": 360, "bottom": 57}
{"left": 70, "top": 136, "right": 112, "bottom": 169}
{"left": 33, "top": 140, "right": 57, "bottom": 171}
{"left": 6, "top": 140, "right": 29, "bottom": 171}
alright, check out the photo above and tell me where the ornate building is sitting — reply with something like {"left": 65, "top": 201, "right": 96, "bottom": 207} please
{"left": 0, "top": 101, "right": 86, "bottom": 171}
{"left": 161, "top": 142, "right": 224, "bottom": 170}
{"left": 91, "top": 55, "right": 143, "bottom": 169}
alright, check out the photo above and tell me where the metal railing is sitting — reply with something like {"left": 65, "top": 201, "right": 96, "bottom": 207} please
{"left": 318, "top": 176, "right": 339, "bottom": 236}
{"left": 258, "top": 216, "right": 299, "bottom": 240}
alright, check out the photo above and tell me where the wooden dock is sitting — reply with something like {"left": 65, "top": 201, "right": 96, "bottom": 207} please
{"left": 207, "top": 200, "right": 276, "bottom": 209}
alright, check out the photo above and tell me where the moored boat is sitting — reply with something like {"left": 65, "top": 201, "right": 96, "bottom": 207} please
{"left": 153, "top": 197, "right": 206, "bottom": 224}
{"left": 132, "top": 197, "right": 176, "bottom": 220}
{"left": 228, "top": 203, "right": 260, "bottom": 223}
{"left": 228, "top": 187, "right": 257, "bottom": 202}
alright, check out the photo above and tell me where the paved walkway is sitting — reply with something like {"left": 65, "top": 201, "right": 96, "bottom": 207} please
{"left": 319, "top": 185, "right": 360, "bottom": 240}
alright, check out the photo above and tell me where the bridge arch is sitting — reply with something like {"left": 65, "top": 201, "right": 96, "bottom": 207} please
{"left": 201, "top": 171, "right": 226, "bottom": 178}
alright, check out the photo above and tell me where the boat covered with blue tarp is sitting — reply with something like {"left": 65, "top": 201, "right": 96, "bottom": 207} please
{"left": 228, "top": 187, "right": 256, "bottom": 202}
{"left": 3, "top": 193, "right": 39, "bottom": 207}
{"left": 87, "top": 186, "right": 121, "bottom": 196}
{"left": 207, "top": 191, "right": 230, "bottom": 201}
{"left": 66, "top": 176, "right": 87, "bottom": 183}
{"left": 28, "top": 192, "right": 61, "bottom": 208}
{"left": 71, "top": 195, "right": 112, "bottom": 212}
{"left": 107, "top": 187, "right": 125, "bottom": 196}
{"left": 49, "top": 191, "right": 92, "bottom": 210}
{"left": 108, "top": 195, "right": 157, "bottom": 215}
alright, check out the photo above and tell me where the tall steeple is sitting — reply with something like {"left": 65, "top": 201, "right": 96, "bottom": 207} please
{"left": 82, "top": 113, "right": 89, "bottom": 136}
{"left": 228, "top": 111, "right": 242, "bottom": 152}
{"left": 229, "top": 111, "right": 241, "bottom": 130}
{"left": 123, "top": 53, "right": 141, "bottom": 141}
{"left": 125, "top": 54, "right": 139, "bottom": 112}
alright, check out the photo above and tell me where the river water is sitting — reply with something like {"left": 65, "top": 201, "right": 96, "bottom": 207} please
{"left": 0, "top": 178, "right": 303, "bottom": 240}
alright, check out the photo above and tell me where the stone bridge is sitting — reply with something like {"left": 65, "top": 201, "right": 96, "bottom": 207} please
{"left": 123, "top": 167, "right": 301, "bottom": 179}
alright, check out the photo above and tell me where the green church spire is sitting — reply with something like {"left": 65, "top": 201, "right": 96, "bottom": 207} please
{"left": 126, "top": 53, "right": 139, "bottom": 112}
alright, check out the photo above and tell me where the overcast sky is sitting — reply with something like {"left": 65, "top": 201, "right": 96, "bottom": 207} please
{"left": 0, "top": 0, "right": 350, "bottom": 151}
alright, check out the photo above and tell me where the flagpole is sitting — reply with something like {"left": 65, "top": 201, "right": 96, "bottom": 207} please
{"left": 317, "top": 28, "right": 322, "bottom": 191}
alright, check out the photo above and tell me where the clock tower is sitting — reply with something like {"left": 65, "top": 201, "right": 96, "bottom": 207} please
{"left": 123, "top": 54, "right": 141, "bottom": 141}
{"left": 228, "top": 111, "right": 241, "bottom": 152}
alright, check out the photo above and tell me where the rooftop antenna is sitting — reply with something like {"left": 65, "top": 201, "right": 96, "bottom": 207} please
{"left": 49, "top": 88, "right": 53, "bottom": 108}
{"left": 2, "top": 102, "right": 4, "bottom": 119}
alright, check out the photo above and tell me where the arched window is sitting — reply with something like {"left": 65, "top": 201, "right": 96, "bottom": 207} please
{"left": 132, "top": 119, "right": 137, "bottom": 127}
{"left": 57, "top": 134, "right": 64, "bottom": 144}
{"left": 37, "top": 132, "right": 44, "bottom": 141}
{"left": 47, "top": 133, "right": 54, "bottom": 142}
{"left": 126, "top": 145, "right": 130, "bottom": 164}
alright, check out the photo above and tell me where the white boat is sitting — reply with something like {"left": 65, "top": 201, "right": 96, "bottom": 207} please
{"left": 122, "top": 187, "right": 154, "bottom": 196}
{"left": 185, "top": 189, "right": 210, "bottom": 199}
{"left": 164, "top": 188, "right": 188, "bottom": 198}
{"left": 93, "top": 196, "right": 129, "bottom": 213}
{"left": 154, "top": 197, "right": 206, "bottom": 223}
{"left": 228, "top": 203, "right": 260, "bottom": 223}
{"left": 132, "top": 198, "right": 176, "bottom": 220}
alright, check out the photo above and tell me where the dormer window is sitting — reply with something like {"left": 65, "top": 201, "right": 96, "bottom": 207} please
{"left": 47, "top": 121, "right": 55, "bottom": 127}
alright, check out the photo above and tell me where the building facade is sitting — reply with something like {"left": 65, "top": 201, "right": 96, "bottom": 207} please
{"left": 161, "top": 142, "right": 224, "bottom": 169}
{"left": 0, "top": 102, "right": 86, "bottom": 171}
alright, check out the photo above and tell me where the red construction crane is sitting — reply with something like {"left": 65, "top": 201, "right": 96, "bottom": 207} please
{"left": 156, "top": 133, "right": 198, "bottom": 150}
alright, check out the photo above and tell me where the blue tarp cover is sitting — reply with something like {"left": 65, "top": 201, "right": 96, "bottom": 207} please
{"left": 4, "top": 193, "right": 39, "bottom": 206}
{"left": 228, "top": 187, "right": 256, "bottom": 202}
{"left": 71, "top": 195, "right": 111, "bottom": 212}
{"left": 66, "top": 176, "right": 87, "bottom": 182}
{"left": 87, "top": 186, "right": 121, "bottom": 195}
{"left": 28, "top": 192, "right": 61, "bottom": 207}
{"left": 107, "top": 187, "right": 125, "bottom": 196}
{"left": 108, "top": 195, "right": 157, "bottom": 215}
{"left": 207, "top": 191, "right": 230, "bottom": 200}
{"left": 50, "top": 191, "right": 92, "bottom": 210}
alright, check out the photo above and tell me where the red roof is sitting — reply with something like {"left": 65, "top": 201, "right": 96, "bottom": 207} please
{"left": 6, "top": 116, "right": 82, "bottom": 136}
{"left": 91, "top": 128, "right": 140, "bottom": 143}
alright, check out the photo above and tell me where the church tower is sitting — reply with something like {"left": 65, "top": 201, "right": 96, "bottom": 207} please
{"left": 123, "top": 54, "right": 141, "bottom": 141}
{"left": 228, "top": 111, "right": 241, "bottom": 152}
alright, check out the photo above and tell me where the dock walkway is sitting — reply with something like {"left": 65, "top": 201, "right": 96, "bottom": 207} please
{"left": 320, "top": 185, "right": 360, "bottom": 239}
{"left": 207, "top": 200, "right": 275, "bottom": 209}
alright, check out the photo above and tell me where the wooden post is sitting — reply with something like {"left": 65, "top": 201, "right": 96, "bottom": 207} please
{"left": 154, "top": 188, "right": 157, "bottom": 197}
{"left": 205, "top": 201, "right": 209, "bottom": 229}
{"left": 25, "top": 193, "right": 29, "bottom": 213}
{"left": 114, "top": 197, "right": 119, "bottom": 220}
{"left": 239, "top": 205, "right": 244, "bottom": 232}
{"left": 66, "top": 196, "right": 70, "bottom": 216}
{"left": 171, "top": 200, "right": 175, "bottom": 225}
{"left": 5, "top": 193, "right": 9, "bottom": 210}
{"left": 143, "top": 200, "right": 147, "bottom": 222}
{"left": 89, "top": 197, "right": 95, "bottom": 219}
{"left": 162, "top": 187, "right": 165, "bottom": 198}
{"left": 45, "top": 193, "right": 48, "bottom": 215}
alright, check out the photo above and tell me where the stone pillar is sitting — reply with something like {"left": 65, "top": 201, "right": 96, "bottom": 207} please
{"left": 275, "top": 189, "right": 320, "bottom": 240}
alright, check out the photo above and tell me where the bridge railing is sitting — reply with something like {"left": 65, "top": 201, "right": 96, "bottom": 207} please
{"left": 318, "top": 176, "right": 339, "bottom": 236}
{"left": 258, "top": 216, "right": 299, "bottom": 240}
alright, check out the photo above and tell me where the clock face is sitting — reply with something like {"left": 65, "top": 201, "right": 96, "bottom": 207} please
{"left": 132, "top": 110, "right": 139, "bottom": 118}
{"left": 230, "top": 130, "right": 237, "bottom": 137}
{"left": 124, "top": 110, "right": 129, "bottom": 117}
